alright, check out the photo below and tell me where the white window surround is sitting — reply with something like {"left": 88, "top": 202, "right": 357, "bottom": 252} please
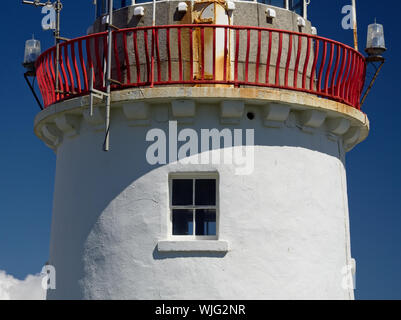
{"left": 168, "top": 173, "right": 219, "bottom": 240}
{"left": 157, "top": 172, "right": 229, "bottom": 253}
{"left": 157, "top": 240, "right": 230, "bottom": 253}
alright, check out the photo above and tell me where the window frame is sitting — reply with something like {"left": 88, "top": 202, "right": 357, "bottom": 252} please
{"left": 168, "top": 173, "right": 219, "bottom": 240}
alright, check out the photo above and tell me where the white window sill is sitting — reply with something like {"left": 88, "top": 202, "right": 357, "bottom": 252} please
{"left": 157, "top": 240, "right": 229, "bottom": 253}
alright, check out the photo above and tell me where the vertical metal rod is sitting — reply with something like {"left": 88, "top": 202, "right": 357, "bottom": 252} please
{"left": 352, "top": 0, "right": 358, "bottom": 51}
{"left": 303, "top": 0, "right": 309, "bottom": 20}
{"left": 151, "top": 0, "right": 156, "bottom": 87}
{"left": 89, "top": 67, "right": 94, "bottom": 116}
{"left": 104, "top": 0, "right": 113, "bottom": 152}
{"left": 55, "top": 0, "right": 61, "bottom": 94}
{"left": 152, "top": 0, "right": 156, "bottom": 27}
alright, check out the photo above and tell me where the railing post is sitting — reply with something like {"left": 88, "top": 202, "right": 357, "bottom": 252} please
{"left": 150, "top": 28, "right": 155, "bottom": 88}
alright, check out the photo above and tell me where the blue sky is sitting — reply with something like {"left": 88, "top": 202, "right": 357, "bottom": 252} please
{"left": 0, "top": 1, "right": 399, "bottom": 300}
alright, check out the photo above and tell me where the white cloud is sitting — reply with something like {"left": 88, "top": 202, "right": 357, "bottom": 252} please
{"left": 0, "top": 270, "right": 46, "bottom": 300}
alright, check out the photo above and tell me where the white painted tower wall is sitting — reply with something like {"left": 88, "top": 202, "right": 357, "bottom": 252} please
{"left": 35, "top": 87, "right": 365, "bottom": 300}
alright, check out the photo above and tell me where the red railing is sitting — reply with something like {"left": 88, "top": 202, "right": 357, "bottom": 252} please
{"left": 35, "top": 25, "right": 366, "bottom": 109}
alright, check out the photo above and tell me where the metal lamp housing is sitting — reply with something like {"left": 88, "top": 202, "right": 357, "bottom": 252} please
{"left": 23, "top": 37, "right": 41, "bottom": 73}
{"left": 365, "top": 22, "right": 387, "bottom": 59}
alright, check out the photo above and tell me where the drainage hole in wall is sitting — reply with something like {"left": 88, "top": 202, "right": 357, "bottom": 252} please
{"left": 247, "top": 112, "right": 255, "bottom": 120}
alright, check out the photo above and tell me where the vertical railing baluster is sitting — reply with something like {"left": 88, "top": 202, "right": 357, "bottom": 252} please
{"left": 212, "top": 27, "right": 216, "bottom": 81}
{"left": 144, "top": 30, "right": 150, "bottom": 83}
{"left": 166, "top": 28, "right": 172, "bottom": 82}
{"left": 255, "top": 30, "right": 261, "bottom": 84}
{"left": 123, "top": 32, "right": 131, "bottom": 84}
{"left": 302, "top": 37, "right": 311, "bottom": 90}
{"left": 324, "top": 42, "right": 334, "bottom": 94}
{"left": 275, "top": 32, "right": 283, "bottom": 86}
{"left": 317, "top": 41, "right": 327, "bottom": 92}
{"left": 234, "top": 29, "right": 239, "bottom": 86}
{"left": 266, "top": 31, "right": 272, "bottom": 84}
{"left": 223, "top": 27, "right": 228, "bottom": 82}
{"left": 284, "top": 33, "right": 293, "bottom": 87}
{"left": 133, "top": 30, "right": 140, "bottom": 84}
{"left": 64, "top": 44, "right": 75, "bottom": 93}
{"left": 155, "top": 28, "right": 162, "bottom": 83}
{"left": 59, "top": 44, "right": 69, "bottom": 95}
{"left": 310, "top": 39, "right": 319, "bottom": 91}
{"left": 293, "top": 35, "right": 302, "bottom": 88}
{"left": 94, "top": 37, "right": 103, "bottom": 87}
{"left": 201, "top": 27, "right": 205, "bottom": 80}
{"left": 189, "top": 27, "right": 193, "bottom": 82}
{"left": 71, "top": 42, "right": 82, "bottom": 93}
{"left": 335, "top": 46, "right": 346, "bottom": 97}
{"left": 113, "top": 33, "right": 122, "bottom": 84}
{"left": 340, "top": 49, "right": 351, "bottom": 101}
{"left": 245, "top": 29, "right": 251, "bottom": 83}
{"left": 178, "top": 28, "right": 183, "bottom": 82}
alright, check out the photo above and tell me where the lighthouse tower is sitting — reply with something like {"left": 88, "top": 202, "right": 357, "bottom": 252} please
{"left": 33, "top": 0, "right": 368, "bottom": 299}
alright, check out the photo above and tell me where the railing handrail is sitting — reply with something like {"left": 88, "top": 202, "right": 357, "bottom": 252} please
{"left": 35, "top": 24, "right": 367, "bottom": 110}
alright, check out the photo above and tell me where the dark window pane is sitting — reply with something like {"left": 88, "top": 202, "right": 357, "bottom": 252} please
{"left": 195, "top": 179, "right": 216, "bottom": 206}
{"left": 172, "top": 179, "right": 193, "bottom": 206}
{"left": 172, "top": 210, "right": 193, "bottom": 235}
{"left": 257, "top": 0, "right": 285, "bottom": 8}
{"left": 269, "top": 0, "right": 285, "bottom": 7}
{"left": 290, "top": 0, "right": 303, "bottom": 16}
{"left": 195, "top": 209, "right": 217, "bottom": 236}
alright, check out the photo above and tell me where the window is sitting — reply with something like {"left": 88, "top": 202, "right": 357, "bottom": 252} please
{"left": 170, "top": 176, "right": 218, "bottom": 239}
{"left": 289, "top": 0, "right": 303, "bottom": 16}
{"left": 266, "top": 0, "right": 286, "bottom": 7}
{"left": 255, "top": 0, "right": 285, "bottom": 7}
{"left": 96, "top": 0, "right": 141, "bottom": 18}
{"left": 256, "top": 0, "right": 304, "bottom": 17}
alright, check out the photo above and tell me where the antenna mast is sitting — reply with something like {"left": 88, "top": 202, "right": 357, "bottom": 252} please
{"left": 104, "top": 0, "right": 113, "bottom": 152}
{"left": 352, "top": 0, "right": 358, "bottom": 51}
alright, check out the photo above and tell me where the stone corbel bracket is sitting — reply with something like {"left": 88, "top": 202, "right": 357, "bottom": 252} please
{"left": 171, "top": 100, "right": 196, "bottom": 124}
{"left": 220, "top": 101, "right": 245, "bottom": 125}
{"left": 300, "top": 110, "right": 327, "bottom": 133}
{"left": 326, "top": 118, "right": 351, "bottom": 141}
{"left": 343, "top": 127, "right": 362, "bottom": 151}
{"left": 263, "top": 103, "right": 291, "bottom": 128}
{"left": 40, "top": 123, "right": 63, "bottom": 149}
{"left": 54, "top": 114, "right": 80, "bottom": 138}
{"left": 122, "top": 102, "right": 151, "bottom": 126}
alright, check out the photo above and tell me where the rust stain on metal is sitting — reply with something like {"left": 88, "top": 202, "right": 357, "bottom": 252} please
{"left": 192, "top": 1, "right": 231, "bottom": 86}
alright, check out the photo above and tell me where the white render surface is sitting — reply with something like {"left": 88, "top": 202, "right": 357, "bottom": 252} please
{"left": 44, "top": 100, "right": 356, "bottom": 300}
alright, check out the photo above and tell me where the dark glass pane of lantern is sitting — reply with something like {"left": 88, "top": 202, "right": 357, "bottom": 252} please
{"left": 270, "top": 0, "right": 285, "bottom": 8}
{"left": 195, "top": 179, "right": 216, "bottom": 206}
{"left": 258, "top": 0, "right": 285, "bottom": 8}
{"left": 195, "top": 209, "right": 217, "bottom": 236}
{"left": 290, "top": 0, "right": 303, "bottom": 16}
{"left": 172, "top": 179, "right": 193, "bottom": 206}
{"left": 172, "top": 209, "right": 194, "bottom": 235}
